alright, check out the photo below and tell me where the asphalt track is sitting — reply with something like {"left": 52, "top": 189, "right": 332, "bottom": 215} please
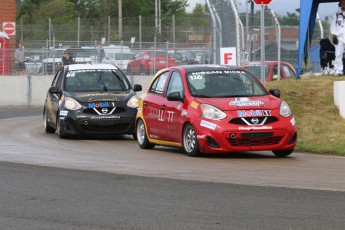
{"left": 1, "top": 107, "right": 345, "bottom": 229}
{"left": 1, "top": 106, "right": 345, "bottom": 192}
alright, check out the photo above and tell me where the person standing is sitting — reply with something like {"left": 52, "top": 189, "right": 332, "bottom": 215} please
{"left": 331, "top": 1, "right": 345, "bottom": 76}
{"left": 14, "top": 42, "right": 26, "bottom": 76}
{"left": 62, "top": 50, "right": 75, "bottom": 66}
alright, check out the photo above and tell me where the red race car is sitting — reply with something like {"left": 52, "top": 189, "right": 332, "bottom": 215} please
{"left": 135, "top": 65, "right": 297, "bottom": 157}
{"left": 127, "top": 50, "right": 176, "bottom": 75}
{"left": 244, "top": 61, "right": 296, "bottom": 82}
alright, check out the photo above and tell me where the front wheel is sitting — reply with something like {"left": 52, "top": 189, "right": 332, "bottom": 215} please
{"left": 56, "top": 115, "right": 68, "bottom": 139}
{"left": 43, "top": 109, "right": 55, "bottom": 133}
{"left": 272, "top": 149, "right": 294, "bottom": 157}
{"left": 183, "top": 123, "right": 200, "bottom": 157}
{"left": 136, "top": 119, "right": 155, "bottom": 149}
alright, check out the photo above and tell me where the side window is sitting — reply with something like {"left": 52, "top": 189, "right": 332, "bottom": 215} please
{"left": 149, "top": 71, "right": 170, "bottom": 96}
{"left": 282, "top": 64, "right": 294, "bottom": 78}
{"left": 56, "top": 69, "right": 64, "bottom": 89}
{"left": 166, "top": 71, "right": 184, "bottom": 97}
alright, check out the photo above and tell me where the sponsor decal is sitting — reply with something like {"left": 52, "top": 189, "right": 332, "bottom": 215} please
{"left": 181, "top": 110, "right": 187, "bottom": 117}
{"left": 290, "top": 117, "right": 296, "bottom": 126}
{"left": 59, "top": 110, "right": 68, "bottom": 116}
{"left": 238, "top": 126, "right": 273, "bottom": 130}
{"left": 191, "top": 101, "right": 199, "bottom": 109}
{"left": 80, "top": 93, "right": 122, "bottom": 98}
{"left": 197, "top": 135, "right": 206, "bottom": 139}
{"left": 200, "top": 120, "right": 217, "bottom": 130}
{"left": 66, "top": 69, "right": 118, "bottom": 78}
{"left": 149, "top": 134, "right": 159, "bottom": 139}
{"left": 148, "top": 108, "right": 175, "bottom": 122}
{"left": 230, "top": 97, "right": 264, "bottom": 106}
{"left": 90, "top": 115, "right": 120, "bottom": 119}
{"left": 237, "top": 110, "right": 271, "bottom": 117}
{"left": 88, "top": 102, "right": 113, "bottom": 108}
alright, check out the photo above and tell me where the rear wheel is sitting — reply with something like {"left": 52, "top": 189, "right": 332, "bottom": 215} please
{"left": 56, "top": 114, "right": 68, "bottom": 139}
{"left": 136, "top": 119, "right": 155, "bottom": 149}
{"left": 272, "top": 149, "right": 294, "bottom": 157}
{"left": 140, "top": 65, "right": 147, "bottom": 75}
{"left": 43, "top": 109, "right": 55, "bottom": 133}
{"left": 183, "top": 123, "right": 200, "bottom": 157}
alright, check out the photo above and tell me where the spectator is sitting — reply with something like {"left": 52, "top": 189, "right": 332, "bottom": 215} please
{"left": 62, "top": 50, "right": 75, "bottom": 66}
{"left": 14, "top": 43, "right": 26, "bottom": 76}
{"left": 330, "top": 0, "right": 345, "bottom": 76}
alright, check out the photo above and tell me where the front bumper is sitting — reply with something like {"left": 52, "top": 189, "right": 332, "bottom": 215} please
{"left": 193, "top": 117, "right": 297, "bottom": 154}
{"left": 59, "top": 108, "right": 136, "bottom": 136}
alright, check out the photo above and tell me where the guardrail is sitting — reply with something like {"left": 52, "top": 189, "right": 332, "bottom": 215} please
{"left": 0, "top": 74, "right": 152, "bottom": 106}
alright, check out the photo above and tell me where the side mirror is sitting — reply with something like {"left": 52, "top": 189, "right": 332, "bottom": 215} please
{"left": 133, "top": 84, "right": 142, "bottom": 92}
{"left": 167, "top": 92, "right": 183, "bottom": 101}
{"left": 269, "top": 88, "right": 280, "bottom": 98}
{"left": 48, "top": 86, "right": 61, "bottom": 94}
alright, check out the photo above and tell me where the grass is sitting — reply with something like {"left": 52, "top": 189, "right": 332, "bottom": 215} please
{"left": 265, "top": 76, "right": 345, "bottom": 156}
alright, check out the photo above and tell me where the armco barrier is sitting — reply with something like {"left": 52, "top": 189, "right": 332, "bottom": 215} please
{"left": 334, "top": 81, "right": 345, "bottom": 119}
{"left": 0, "top": 74, "right": 152, "bottom": 106}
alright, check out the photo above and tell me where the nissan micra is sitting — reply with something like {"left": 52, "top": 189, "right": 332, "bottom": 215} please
{"left": 135, "top": 65, "right": 297, "bottom": 157}
{"left": 43, "top": 63, "right": 142, "bottom": 138}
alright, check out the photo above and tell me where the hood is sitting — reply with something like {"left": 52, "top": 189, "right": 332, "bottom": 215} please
{"left": 65, "top": 91, "right": 135, "bottom": 106}
{"left": 195, "top": 95, "right": 282, "bottom": 111}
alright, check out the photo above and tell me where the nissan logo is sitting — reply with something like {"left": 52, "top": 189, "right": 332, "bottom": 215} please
{"left": 251, "top": 117, "right": 259, "bottom": 124}
{"left": 101, "top": 108, "right": 108, "bottom": 114}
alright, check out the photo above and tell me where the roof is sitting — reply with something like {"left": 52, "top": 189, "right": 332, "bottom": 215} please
{"left": 173, "top": 64, "right": 243, "bottom": 72}
{"left": 67, "top": 63, "right": 118, "bottom": 71}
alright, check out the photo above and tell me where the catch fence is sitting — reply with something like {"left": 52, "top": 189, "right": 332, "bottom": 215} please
{"left": 0, "top": 12, "right": 329, "bottom": 76}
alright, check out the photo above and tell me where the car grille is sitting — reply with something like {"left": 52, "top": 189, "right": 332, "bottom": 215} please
{"left": 227, "top": 133, "right": 283, "bottom": 146}
{"left": 83, "top": 107, "right": 126, "bottom": 115}
{"left": 80, "top": 122, "right": 131, "bottom": 132}
{"left": 229, "top": 116, "right": 278, "bottom": 125}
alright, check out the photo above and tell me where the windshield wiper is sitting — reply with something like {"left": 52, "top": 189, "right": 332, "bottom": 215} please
{"left": 98, "top": 74, "right": 108, "bottom": 92}
{"left": 112, "top": 70, "right": 126, "bottom": 90}
{"left": 193, "top": 94, "right": 212, "bottom": 98}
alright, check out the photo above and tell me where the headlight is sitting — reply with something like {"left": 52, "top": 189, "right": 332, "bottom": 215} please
{"left": 127, "top": 95, "right": 140, "bottom": 108}
{"left": 279, "top": 101, "right": 292, "bottom": 117}
{"left": 64, "top": 97, "right": 81, "bottom": 110}
{"left": 200, "top": 104, "right": 226, "bottom": 120}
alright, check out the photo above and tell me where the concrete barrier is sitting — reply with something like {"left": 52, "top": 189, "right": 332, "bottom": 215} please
{"left": 0, "top": 74, "right": 153, "bottom": 106}
{"left": 334, "top": 81, "right": 345, "bottom": 118}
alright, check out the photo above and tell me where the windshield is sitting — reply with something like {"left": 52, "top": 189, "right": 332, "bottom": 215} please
{"left": 47, "top": 50, "right": 65, "bottom": 59}
{"left": 186, "top": 70, "right": 267, "bottom": 98}
{"left": 148, "top": 51, "right": 168, "bottom": 56}
{"left": 245, "top": 65, "right": 269, "bottom": 79}
{"left": 64, "top": 69, "right": 131, "bottom": 92}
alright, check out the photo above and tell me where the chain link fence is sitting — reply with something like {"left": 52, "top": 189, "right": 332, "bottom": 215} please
{"left": 0, "top": 11, "right": 330, "bottom": 76}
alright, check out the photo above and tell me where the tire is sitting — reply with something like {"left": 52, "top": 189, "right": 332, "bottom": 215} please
{"left": 140, "top": 65, "right": 147, "bottom": 75}
{"left": 43, "top": 109, "right": 56, "bottom": 133}
{"left": 127, "top": 65, "right": 131, "bottom": 75}
{"left": 182, "top": 123, "right": 200, "bottom": 157}
{"left": 56, "top": 115, "right": 68, "bottom": 139}
{"left": 272, "top": 149, "right": 294, "bottom": 157}
{"left": 136, "top": 119, "right": 155, "bottom": 149}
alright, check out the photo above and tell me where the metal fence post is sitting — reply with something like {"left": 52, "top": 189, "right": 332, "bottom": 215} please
{"left": 77, "top": 17, "right": 80, "bottom": 47}
{"left": 139, "top": 15, "right": 142, "bottom": 51}
{"left": 172, "top": 15, "right": 175, "bottom": 49}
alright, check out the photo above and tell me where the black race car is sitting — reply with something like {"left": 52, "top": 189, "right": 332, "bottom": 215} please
{"left": 43, "top": 63, "right": 142, "bottom": 138}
